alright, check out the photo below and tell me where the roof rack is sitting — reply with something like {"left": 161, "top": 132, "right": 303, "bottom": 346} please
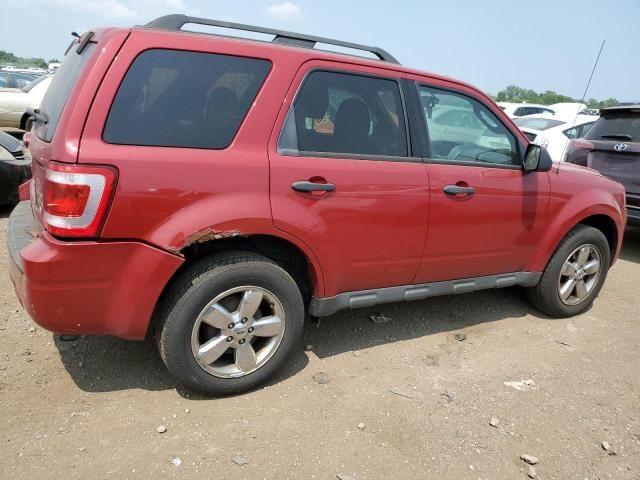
{"left": 144, "top": 14, "right": 400, "bottom": 64}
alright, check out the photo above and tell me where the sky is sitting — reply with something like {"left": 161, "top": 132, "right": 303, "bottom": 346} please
{"left": 1, "top": 0, "right": 638, "bottom": 101}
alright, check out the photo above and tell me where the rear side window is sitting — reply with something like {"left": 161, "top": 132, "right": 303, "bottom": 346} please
{"left": 278, "top": 70, "right": 408, "bottom": 158}
{"left": 37, "top": 43, "right": 96, "bottom": 142}
{"left": 585, "top": 111, "right": 640, "bottom": 142}
{"left": 104, "top": 49, "right": 271, "bottom": 149}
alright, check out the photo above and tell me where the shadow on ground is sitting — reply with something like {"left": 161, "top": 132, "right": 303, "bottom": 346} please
{"left": 302, "top": 287, "right": 546, "bottom": 360}
{"left": 53, "top": 226, "right": 639, "bottom": 397}
{"left": 0, "top": 204, "right": 13, "bottom": 219}
{"left": 620, "top": 226, "right": 640, "bottom": 263}
{"left": 54, "top": 333, "right": 309, "bottom": 399}
{"left": 55, "top": 287, "right": 537, "bottom": 397}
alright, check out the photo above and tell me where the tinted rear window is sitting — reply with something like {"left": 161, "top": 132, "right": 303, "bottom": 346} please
{"left": 36, "top": 43, "right": 96, "bottom": 142}
{"left": 585, "top": 111, "right": 640, "bottom": 142}
{"left": 103, "top": 49, "right": 271, "bottom": 149}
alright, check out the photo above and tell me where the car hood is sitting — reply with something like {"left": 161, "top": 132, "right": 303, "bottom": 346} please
{"left": 555, "top": 160, "right": 605, "bottom": 177}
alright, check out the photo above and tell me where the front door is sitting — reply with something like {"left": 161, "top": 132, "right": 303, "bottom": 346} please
{"left": 268, "top": 63, "right": 429, "bottom": 297}
{"left": 411, "top": 82, "right": 550, "bottom": 282}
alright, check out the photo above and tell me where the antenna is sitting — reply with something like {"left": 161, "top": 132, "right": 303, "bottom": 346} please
{"left": 557, "top": 40, "right": 605, "bottom": 174}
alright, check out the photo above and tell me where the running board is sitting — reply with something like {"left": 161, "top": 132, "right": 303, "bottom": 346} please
{"left": 308, "top": 272, "right": 541, "bottom": 317}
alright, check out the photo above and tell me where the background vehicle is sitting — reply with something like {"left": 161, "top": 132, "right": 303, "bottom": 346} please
{"left": 498, "top": 102, "right": 556, "bottom": 118}
{"left": 549, "top": 102, "right": 596, "bottom": 120}
{"left": 0, "top": 130, "right": 31, "bottom": 205}
{"left": 566, "top": 105, "right": 640, "bottom": 224}
{"left": 515, "top": 114, "right": 596, "bottom": 162}
{"left": 7, "top": 16, "right": 625, "bottom": 396}
{"left": 0, "top": 75, "right": 51, "bottom": 130}
{"left": 0, "top": 70, "right": 39, "bottom": 89}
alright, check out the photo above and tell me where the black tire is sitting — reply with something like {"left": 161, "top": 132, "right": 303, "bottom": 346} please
{"left": 156, "top": 251, "right": 304, "bottom": 395}
{"left": 526, "top": 225, "right": 610, "bottom": 318}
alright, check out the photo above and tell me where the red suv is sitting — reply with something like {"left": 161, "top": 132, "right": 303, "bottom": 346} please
{"left": 7, "top": 15, "right": 626, "bottom": 395}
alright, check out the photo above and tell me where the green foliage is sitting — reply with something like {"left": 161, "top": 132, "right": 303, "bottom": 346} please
{"left": 0, "top": 50, "right": 47, "bottom": 69}
{"left": 495, "top": 85, "right": 618, "bottom": 110}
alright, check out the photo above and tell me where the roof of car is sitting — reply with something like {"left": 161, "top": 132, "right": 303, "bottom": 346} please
{"left": 136, "top": 15, "right": 487, "bottom": 102}
{"left": 600, "top": 105, "right": 640, "bottom": 114}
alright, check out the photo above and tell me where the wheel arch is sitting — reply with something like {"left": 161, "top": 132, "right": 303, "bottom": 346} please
{"left": 527, "top": 198, "right": 624, "bottom": 273}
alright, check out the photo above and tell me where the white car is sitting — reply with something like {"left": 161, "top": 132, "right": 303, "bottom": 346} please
{"left": 497, "top": 102, "right": 556, "bottom": 119}
{"left": 514, "top": 115, "right": 597, "bottom": 162}
{"left": 0, "top": 75, "right": 52, "bottom": 131}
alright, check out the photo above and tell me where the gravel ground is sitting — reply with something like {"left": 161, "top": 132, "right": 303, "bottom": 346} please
{"left": 1, "top": 204, "right": 639, "bottom": 480}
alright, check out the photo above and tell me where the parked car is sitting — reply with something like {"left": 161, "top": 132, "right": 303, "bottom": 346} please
{"left": 0, "top": 75, "right": 52, "bottom": 130}
{"left": 0, "top": 130, "right": 31, "bottom": 205}
{"left": 498, "top": 102, "right": 556, "bottom": 118}
{"left": 0, "top": 70, "right": 39, "bottom": 89}
{"left": 566, "top": 105, "right": 640, "bottom": 224}
{"left": 548, "top": 102, "right": 596, "bottom": 121}
{"left": 514, "top": 115, "right": 596, "bottom": 162}
{"left": 7, "top": 16, "right": 626, "bottom": 395}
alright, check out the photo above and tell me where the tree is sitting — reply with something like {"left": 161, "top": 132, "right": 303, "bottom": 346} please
{"left": 494, "top": 85, "right": 618, "bottom": 108}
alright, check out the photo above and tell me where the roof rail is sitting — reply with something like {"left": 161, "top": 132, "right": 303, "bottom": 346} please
{"left": 144, "top": 14, "right": 400, "bottom": 64}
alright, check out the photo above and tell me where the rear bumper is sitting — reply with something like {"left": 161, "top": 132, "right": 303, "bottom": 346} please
{"left": 7, "top": 202, "right": 183, "bottom": 339}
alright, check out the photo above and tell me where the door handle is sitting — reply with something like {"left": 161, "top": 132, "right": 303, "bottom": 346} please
{"left": 291, "top": 180, "right": 336, "bottom": 193}
{"left": 443, "top": 185, "right": 475, "bottom": 195}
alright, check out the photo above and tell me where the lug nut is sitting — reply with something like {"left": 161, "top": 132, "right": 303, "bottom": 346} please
{"left": 248, "top": 327, "right": 254, "bottom": 333}
{"left": 226, "top": 336, "right": 233, "bottom": 342}
{"left": 228, "top": 323, "right": 235, "bottom": 329}
{"left": 241, "top": 317, "right": 248, "bottom": 324}
{"left": 239, "top": 339, "right": 246, "bottom": 344}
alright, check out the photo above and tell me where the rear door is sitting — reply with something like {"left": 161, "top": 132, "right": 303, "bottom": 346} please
{"left": 268, "top": 62, "right": 429, "bottom": 297}
{"left": 409, "top": 79, "right": 550, "bottom": 282}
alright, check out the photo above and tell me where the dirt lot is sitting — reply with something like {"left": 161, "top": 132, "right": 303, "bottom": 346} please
{"left": 1, "top": 205, "right": 639, "bottom": 480}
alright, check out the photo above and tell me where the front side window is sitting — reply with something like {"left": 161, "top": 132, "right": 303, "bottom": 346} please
{"left": 418, "top": 85, "right": 518, "bottom": 166}
{"left": 104, "top": 49, "right": 271, "bottom": 149}
{"left": 278, "top": 70, "right": 408, "bottom": 158}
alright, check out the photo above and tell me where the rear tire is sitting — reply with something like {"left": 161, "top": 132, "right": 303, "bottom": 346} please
{"left": 527, "top": 225, "right": 610, "bottom": 318}
{"left": 156, "top": 251, "right": 304, "bottom": 395}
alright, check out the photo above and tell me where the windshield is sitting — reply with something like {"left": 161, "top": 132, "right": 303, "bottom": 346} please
{"left": 585, "top": 112, "right": 640, "bottom": 142}
{"left": 21, "top": 74, "right": 49, "bottom": 93}
{"left": 514, "top": 117, "right": 565, "bottom": 130}
{"left": 35, "top": 40, "right": 96, "bottom": 142}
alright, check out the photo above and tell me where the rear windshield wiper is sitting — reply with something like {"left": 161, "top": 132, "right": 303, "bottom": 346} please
{"left": 27, "top": 107, "right": 49, "bottom": 125}
{"left": 601, "top": 134, "right": 633, "bottom": 141}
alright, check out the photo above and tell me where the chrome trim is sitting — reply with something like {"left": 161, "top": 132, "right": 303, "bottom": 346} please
{"left": 308, "top": 272, "right": 542, "bottom": 317}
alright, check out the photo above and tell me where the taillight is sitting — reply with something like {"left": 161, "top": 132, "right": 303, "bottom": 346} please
{"left": 42, "top": 161, "right": 117, "bottom": 237}
{"left": 565, "top": 138, "right": 593, "bottom": 166}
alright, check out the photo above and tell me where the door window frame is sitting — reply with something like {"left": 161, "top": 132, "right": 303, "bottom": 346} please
{"left": 276, "top": 66, "right": 423, "bottom": 164}
{"left": 409, "top": 81, "right": 526, "bottom": 170}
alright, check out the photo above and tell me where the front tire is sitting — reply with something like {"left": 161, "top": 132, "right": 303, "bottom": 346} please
{"left": 156, "top": 251, "right": 304, "bottom": 395}
{"left": 527, "top": 225, "right": 610, "bottom": 318}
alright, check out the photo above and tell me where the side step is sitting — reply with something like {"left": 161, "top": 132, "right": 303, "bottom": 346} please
{"left": 308, "top": 272, "right": 541, "bottom": 317}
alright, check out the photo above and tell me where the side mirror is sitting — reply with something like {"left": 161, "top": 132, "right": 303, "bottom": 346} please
{"left": 523, "top": 143, "right": 552, "bottom": 172}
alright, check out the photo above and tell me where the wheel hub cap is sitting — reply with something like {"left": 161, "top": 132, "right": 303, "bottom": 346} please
{"left": 557, "top": 244, "right": 601, "bottom": 306}
{"left": 190, "top": 286, "right": 286, "bottom": 378}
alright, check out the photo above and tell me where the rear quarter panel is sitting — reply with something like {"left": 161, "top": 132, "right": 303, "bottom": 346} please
{"left": 79, "top": 29, "right": 327, "bottom": 294}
